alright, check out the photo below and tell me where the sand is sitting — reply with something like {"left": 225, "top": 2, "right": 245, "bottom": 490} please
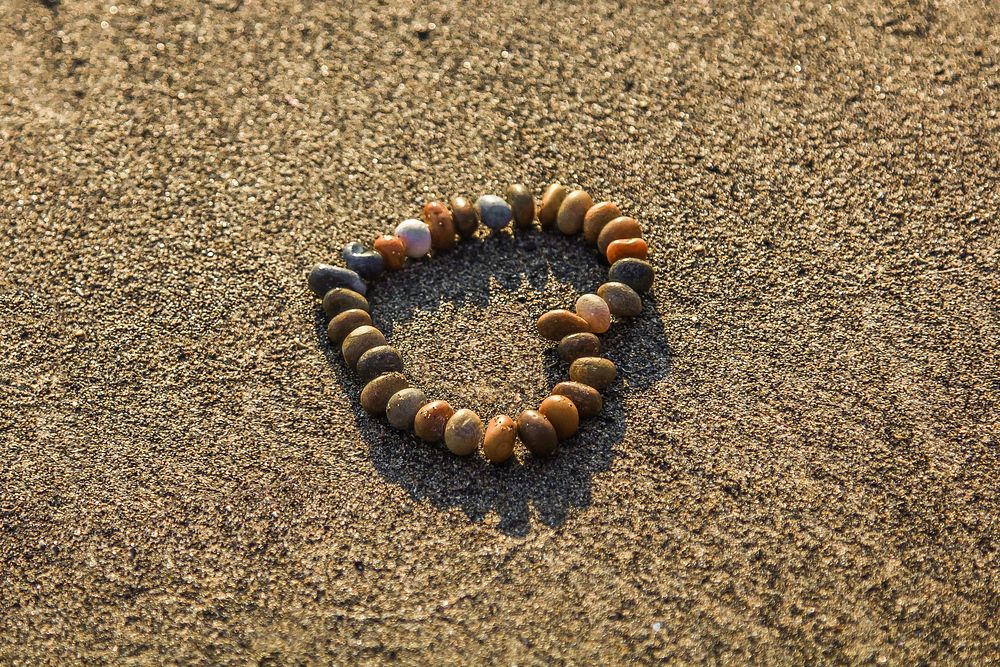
{"left": 1, "top": 0, "right": 998, "bottom": 663}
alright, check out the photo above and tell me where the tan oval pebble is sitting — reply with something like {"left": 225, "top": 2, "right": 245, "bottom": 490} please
{"left": 597, "top": 216, "right": 643, "bottom": 254}
{"left": 386, "top": 388, "right": 428, "bottom": 431}
{"left": 569, "top": 357, "right": 617, "bottom": 390}
{"left": 517, "top": 410, "right": 558, "bottom": 457}
{"left": 538, "top": 395, "right": 579, "bottom": 440}
{"left": 552, "top": 381, "right": 603, "bottom": 419}
{"left": 536, "top": 309, "right": 591, "bottom": 341}
{"left": 575, "top": 294, "right": 611, "bottom": 334}
{"left": 414, "top": 400, "right": 455, "bottom": 443}
{"left": 483, "top": 415, "right": 517, "bottom": 463}
{"left": 557, "top": 332, "right": 601, "bottom": 363}
{"left": 327, "top": 309, "right": 373, "bottom": 345}
{"left": 444, "top": 409, "right": 484, "bottom": 456}
{"left": 360, "top": 372, "right": 409, "bottom": 415}
{"left": 341, "top": 325, "right": 386, "bottom": 368}
{"left": 356, "top": 345, "right": 404, "bottom": 384}
{"left": 583, "top": 201, "right": 623, "bottom": 244}
{"left": 322, "top": 288, "right": 370, "bottom": 318}
{"left": 556, "top": 190, "right": 593, "bottom": 235}
{"left": 538, "top": 182, "right": 568, "bottom": 229}
{"left": 506, "top": 184, "right": 536, "bottom": 229}
{"left": 597, "top": 282, "right": 643, "bottom": 317}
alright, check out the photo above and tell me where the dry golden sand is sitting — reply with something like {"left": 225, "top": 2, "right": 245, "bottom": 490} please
{"left": 2, "top": 0, "right": 999, "bottom": 663}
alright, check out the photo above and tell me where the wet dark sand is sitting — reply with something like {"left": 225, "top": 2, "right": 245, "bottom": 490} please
{"left": 1, "top": 0, "right": 998, "bottom": 663}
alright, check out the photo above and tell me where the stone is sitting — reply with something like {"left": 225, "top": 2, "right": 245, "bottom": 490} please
{"left": 597, "top": 282, "right": 643, "bottom": 317}
{"left": 356, "top": 345, "right": 404, "bottom": 384}
{"left": 556, "top": 189, "right": 593, "bottom": 235}
{"left": 475, "top": 194, "right": 512, "bottom": 230}
{"left": 575, "top": 294, "right": 611, "bottom": 334}
{"left": 606, "top": 237, "right": 648, "bottom": 264}
{"left": 342, "top": 242, "right": 385, "bottom": 280}
{"left": 360, "top": 372, "right": 409, "bottom": 415}
{"left": 569, "top": 357, "right": 617, "bottom": 390}
{"left": 444, "top": 409, "right": 483, "bottom": 456}
{"left": 538, "top": 395, "right": 579, "bottom": 440}
{"left": 483, "top": 415, "right": 517, "bottom": 463}
{"left": 450, "top": 196, "right": 479, "bottom": 238}
{"left": 537, "top": 182, "right": 567, "bottom": 229}
{"left": 583, "top": 201, "right": 623, "bottom": 243}
{"left": 386, "top": 388, "right": 428, "bottom": 431}
{"left": 308, "top": 263, "right": 366, "bottom": 297}
{"left": 341, "top": 325, "right": 387, "bottom": 368}
{"left": 552, "top": 381, "right": 603, "bottom": 419}
{"left": 506, "top": 184, "right": 536, "bottom": 229}
{"left": 327, "top": 308, "right": 373, "bottom": 345}
{"left": 596, "top": 216, "right": 643, "bottom": 254}
{"left": 414, "top": 400, "right": 455, "bottom": 442}
{"left": 536, "top": 309, "right": 591, "bottom": 341}
{"left": 395, "top": 219, "right": 432, "bottom": 257}
{"left": 422, "top": 201, "right": 457, "bottom": 250}
{"left": 558, "top": 332, "right": 601, "bottom": 363}
{"left": 517, "top": 410, "right": 558, "bottom": 457}
{"left": 609, "top": 258, "right": 654, "bottom": 293}
{"left": 322, "top": 288, "right": 369, "bottom": 318}
{"left": 374, "top": 234, "right": 407, "bottom": 270}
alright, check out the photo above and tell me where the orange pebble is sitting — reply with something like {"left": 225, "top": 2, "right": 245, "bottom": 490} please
{"left": 606, "top": 238, "right": 648, "bottom": 264}
{"left": 373, "top": 234, "right": 406, "bottom": 270}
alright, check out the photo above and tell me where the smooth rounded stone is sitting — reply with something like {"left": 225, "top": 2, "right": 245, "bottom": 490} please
{"left": 450, "top": 196, "right": 479, "bottom": 238}
{"left": 308, "top": 263, "right": 367, "bottom": 297}
{"left": 483, "top": 415, "right": 516, "bottom": 463}
{"left": 556, "top": 189, "right": 594, "bottom": 235}
{"left": 475, "top": 195, "right": 512, "bottom": 230}
{"left": 609, "top": 258, "right": 654, "bottom": 293}
{"left": 395, "top": 219, "right": 432, "bottom": 258}
{"left": 327, "top": 308, "right": 373, "bottom": 345}
{"left": 373, "top": 234, "right": 407, "bottom": 270}
{"left": 538, "top": 395, "right": 579, "bottom": 440}
{"left": 341, "top": 325, "right": 386, "bottom": 368}
{"left": 322, "top": 288, "right": 369, "bottom": 318}
{"left": 537, "top": 182, "right": 568, "bottom": 229}
{"left": 597, "top": 216, "right": 643, "bottom": 254}
{"left": 583, "top": 201, "right": 623, "bottom": 243}
{"left": 606, "top": 237, "right": 649, "bottom": 264}
{"left": 414, "top": 400, "right": 455, "bottom": 443}
{"left": 536, "top": 309, "right": 591, "bottom": 341}
{"left": 360, "top": 372, "right": 409, "bottom": 415}
{"left": 342, "top": 242, "right": 385, "bottom": 280}
{"left": 575, "top": 293, "right": 611, "bottom": 334}
{"left": 506, "top": 184, "right": 536, "bottom": 229}
{"left": 552, "top": 381, "right": 603, "bottom": 419}
{"left": 422, "top": 201, "right": 457, "bottom": 250}
{"left": 356, "top": 345, "right": 404, "bottom": 384}
{"left": 444, "top": 409, "right": 484, "bottom": 456}
{"left": 516, "top": 410, "right": 558, "bottom": 457}
{"left": 569, "top": 357, "right": 617, "bottom": 390}
{"left": 558, "top": 332, "right": 601, "bottom": 363}
{"left": 597, "top": 282, "right": 643, "bottom": 317}
{"left": 386, "top": 388, "right": 428, "bottom": 431}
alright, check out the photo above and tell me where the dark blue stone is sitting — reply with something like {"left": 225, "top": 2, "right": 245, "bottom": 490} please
{"left": 608, "top": 258, "right": 654, "bottom": 294}
{"left": 342, "top": 242, "right": 386, "bottom": 280}
{"left": 307, "top": 263, "right": 367, "bottom": 297}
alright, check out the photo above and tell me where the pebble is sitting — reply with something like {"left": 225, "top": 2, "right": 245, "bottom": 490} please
{"left": 308, "top": 263, "right": 367, "bottom": 297}
{"left": 583, "top": 202, "right": 623, "bottom": 243}
{"left": 450, "top": 196, "right": 479, "bottom": 238}
{"left": 360, "top": 372, "right": 409, "bottom": 415}
{"left": 322, "top": 288, "right": 369, "bottom": 318}
{"left": 476, "top": 195, "right": 512, "bottom": 230}
{"left": 395, "top": 219, "right": 432, "bottom": 257}
{"left": 373, "top": 234, "right": 407, "bottom": 270}
{"left": 386, "top": 388, "right": 428, "bottom": 431}
{"left": 536, "top": 309, "right": 591, "bottom": 341}
{"left": 552, "top": 381, "right": 603, "bottom": 419}
{"left": 356, "top": 345, "right": 404, "bottom": 384}
{"left": 597, "top": 216, "right": 643, "bottom": 254}
{"left": 414, "top": 400, "right": 455, "bottom": 442}
{"left": 609, "top": 258, "right": 654, "bottom": 293}
{"left": 483, "top": 415, "right": 517, "bottom": 463}
{"left": 517, "top": 410, "right": 558, "bottom": 457}
{"left": 342, "top": 242, "right": 385, "bottom": 280}
{"left": 597, "top": 282, "right": 643, "bottom": 317}
{"left": 558, "top": 332, "right": 601, "bottom": 363}
{"left": 341, "top": 325, "right": 387, "bottom": 368}
{"left": 327, "top": 308, "right": 373, "bottom": 345}
{"left": 556, "top": 189, "right": 593, "bottom": 235}
{"left": 575, "top": 294, "right": 611, "bottom": 334}
{"left": 537, "top": 182, "right": 568, "bottom": 229}
{"left": 422, "top": 201, "right": 457, "bottom": 250}
{"left": 569, "top": 357, "right": 617, "bottom": 390}
{"left": 506, "top": 184, "right": 536, "bottom": 229}
{"left": 538, "top": 395, "right": 579, "bottom": 440}
{"left": 444, "top": 409, "right": 484, "bottom": 456}
{"left": 606, "top": 237, "right": 649, "bottom": 264}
